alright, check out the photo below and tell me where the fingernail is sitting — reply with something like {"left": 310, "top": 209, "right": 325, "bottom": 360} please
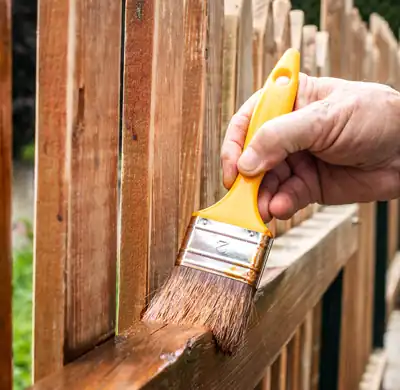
{"left": 239, "top": 148, "right": 260, "bottom": 172}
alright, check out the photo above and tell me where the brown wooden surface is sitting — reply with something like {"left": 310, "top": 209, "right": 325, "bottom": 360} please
{"left": 273, "top": 0, "right": 292, "bottom": 235}
{"left": 178, "top": 0, "right": 207, "bottom": 244}
{"left": 302, "top": 25, "right": 317, "bottom": 76}
{"left": 118, "top": 0, "right": 184, "bottom": 331}
{"left": 201, "top": 0, "right": 224, "bottom": 208}
{"left": 63, "top": 0, "right": 121, "bottom": 361}
{"left": 33, "top": 0, "right": 70, "bottom": 380}
{"left": 220, "top": 0, "right": 253, "bottom": 198}
{"left": 300, "top": 311, "right": 313, "bottom": 390}
{"left": 388, "top": 200, "right": 399, "bottom": 263}
{"left": 320, "top": 0, "right": 344, "bottom": 77}
{"left": 339, "top": 252, "right": 364, "bottom": 390}
{"left": 31, "top": 205, "right": 358, "bottom": 390}
{"left": 0, "top": 1, "right": 13, "bottom": 388}
{"left": 287, "top": 330, "right": 301, "bottom": 390}
{"left": 271, "top": 347, "right": 288, "bottom": 390}
{"left": 252, "top": 0, "right": 274, "bottom": 90}
{"left": 310, "top": 303, "right": 322, "bottom": 390}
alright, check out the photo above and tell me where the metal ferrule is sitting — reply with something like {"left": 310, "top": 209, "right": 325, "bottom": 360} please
{"left": 176, "top": 216, "right": 273, "bottom": 288}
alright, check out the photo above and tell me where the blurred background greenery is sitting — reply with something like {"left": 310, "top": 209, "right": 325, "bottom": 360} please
{"left": 10, "top": 0, "right": 399, "bottom": 389}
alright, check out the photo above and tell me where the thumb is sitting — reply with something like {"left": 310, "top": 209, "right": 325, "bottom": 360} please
{"left": 237, "top": 100, "right": 332, "bottom": 175}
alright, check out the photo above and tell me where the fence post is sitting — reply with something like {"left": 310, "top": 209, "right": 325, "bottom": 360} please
{"left": 0, "top": 0, "right": 13, "bottom": 388}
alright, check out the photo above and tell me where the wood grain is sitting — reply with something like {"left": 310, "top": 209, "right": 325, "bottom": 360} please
{"left": 31, "top": 205, "right": 359, "bottom": 390}
{"left": 178, "top": 0, "right": 207, "bottom": 245}
{"left": 316, "top": 31, "right": 330, "bottom": 77}
{"left": 271, "top": 347, "right": 288, "bottom": 390}
{"left": 252, "top": 0, "right": 274, "bottom": 91}
{"left": 310, "top": 303, "right": 322, "bottom": 390}
{"left": 320, "top": 0, "right": 345, "bottom": 78}
{"left": 64, "top": 0, "right": 121, "bottom": 361}
{"left": 300, "top": 311, "right": 313, "bottom": 390}
{"left": 273, "top": 0, "right": 292, "bottom": 235}
{"left": 220, "top": 0, "right": 253, "bottom": 197}
{"left": 287, "top": 330, "right": 301, "bottom": 390}
{"left": 201, "top": 0, "right": 224, "bottom": 208}
{"left": 118, "top": 0, "right": 184, "bottom": 332}
{"left": 0, "top": 1, "right": 12, "bottom": 387}
{"left": 33, "top": 0, "right": 70, "bottom": 380}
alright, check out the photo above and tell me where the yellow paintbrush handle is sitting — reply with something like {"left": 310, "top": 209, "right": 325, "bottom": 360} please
{"left": 195, "top": 48, "right": 300, "bottom": 234}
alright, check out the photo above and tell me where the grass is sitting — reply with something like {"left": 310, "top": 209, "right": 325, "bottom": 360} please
{"left": 12, "top": 220, "right": 33, "bottom": 390}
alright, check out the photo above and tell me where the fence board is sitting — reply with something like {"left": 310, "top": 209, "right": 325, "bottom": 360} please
{"left": 0, "top": 0, "right": 13, "bottom": 388}
{"left": 32, "top": 205, "right": 359, "bottom": 390}
{"left": 287, "top": 330, "right": 301, "bottom": 390}
{"left": 310, "top": 303, "right": 322, "bottom": 390}
{"left": 271, "top": 347, "right": 288, "bottom": 389}
{"left": 178, "top": 0, "right": 207, "bottom": 244}
{"left": 220, "top": 0, "right": 253, "bottom": 197}
{"left": 33, "top": 0, "right": 70, "bottom": 380}
{"left": 118, "top": 0, "right": 184, "bottom": 331}
{"left": 64, "top": 0, "right": 121, "bottom": 360}
{"left": 252, "top": 0, "right": 274, "bottom": 91}
{"left": 200, "top": 0, "right": 224, "bottom": 208}
{"left": 273, "top": 0, "right": 292, "bottom": 235}
{"left": 320, "top": 0, "right": 344, "bottom": 78}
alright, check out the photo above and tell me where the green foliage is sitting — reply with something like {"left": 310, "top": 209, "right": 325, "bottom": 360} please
{"left": 20, "top": 142, "right": 35, "bottom": 163}
{"left": 12, "top": 220, "right": 33, "bottom": 390}
{"left": 291, "top": 0, "right": 400, "bottom": 37}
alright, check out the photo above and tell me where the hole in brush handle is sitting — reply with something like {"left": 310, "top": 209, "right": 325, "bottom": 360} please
{"left": 272, "top": 67, "right": 292, "bottom": 82}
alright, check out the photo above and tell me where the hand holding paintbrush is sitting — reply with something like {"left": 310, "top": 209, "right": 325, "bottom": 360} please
{"left": 143, "top": 48, "right": 300, "bottom": 354}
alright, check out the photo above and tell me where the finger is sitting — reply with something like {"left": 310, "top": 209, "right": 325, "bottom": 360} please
{"left": 221, "top": 89, "right": 262, "bottom": 188}
{"left": 269, "top": 175, "right": 313, "bottom": 220}
{"left": 257, "top": 170, "right": 281, "bottom": 222}
{"left": 237, "top": 99, "right": 334, "bottom": 176}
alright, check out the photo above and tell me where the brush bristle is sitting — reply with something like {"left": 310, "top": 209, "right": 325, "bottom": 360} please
{"left": 142, "top": 266, "right": 256, "bottom": 354}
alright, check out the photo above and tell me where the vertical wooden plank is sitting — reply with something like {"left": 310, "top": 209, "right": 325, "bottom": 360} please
{"left": 64, "top": 0, "right": 121, "bottom": 360}
{"left": 178, "top": 0, "right": 207, "bottom": 244}
{"left": 388, "top": 200, "right": 399, "bottom": 262}
{"left": 220, "top": 0, "right": 253, "bottom": 198}
{"left": 300, "top": 24, "right": 317, "bottom": 222}
{"left": 316, "top": 31, "right": 330, "bottom": 77}
{"left": 289, "top": 9, "right": 304, "bottom": 229}
{"left": 310, "top": 302, "right": 322, "bottom": 390}
{"left": 201, "top": 0, "right": 224, "bottom": 208}
{"left": 300, "top": 311, "right": 313, "bottom": 390}
{"left": 302, "top": 25, "right": 317, "bottom": 77}
{"left": 320, "top": 0, "right": 345, "bottom": 78}
{"left": 287, "top": 330, "right": 301, "bottom": 390}
{"left": 272, "top": 0, "right": 291, "bottom": 236}
{"left": 271, "top": 347, "right": 288, "bottom": 390}
{"left": 339, "top": 253, "right": 360, "bottom": 390}
{"left": 251, "top": 0, "right": 276, "bottom": 235}
{"left": 364, "top": 203, "right": 376, "bottom": 371}
{"left": 252, "top": 0, "right": 275, "bottom": 91}
{"left": 33, "top": 0, "right": 70, "bottom": 380}
{"left": 118, "top": 0, "right": 184, "bottom": 331}
{"left": 234, "top": 0, "right": 254, "bottom": 109}
{"left": 0, "top": 0, "right": 13, "bottom": 388}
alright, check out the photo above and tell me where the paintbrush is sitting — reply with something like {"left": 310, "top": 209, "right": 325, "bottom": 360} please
{"left": 143, "top": 48, "right": 300, "bottom": 354}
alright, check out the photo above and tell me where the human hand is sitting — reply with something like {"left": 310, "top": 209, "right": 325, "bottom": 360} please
{"left": 221, "top": 73, "right": 400, "bottom": 222}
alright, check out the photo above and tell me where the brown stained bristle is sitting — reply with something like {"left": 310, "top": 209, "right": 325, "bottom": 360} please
{"left": 142, "top": 266, "right": 256, "bottom": 354}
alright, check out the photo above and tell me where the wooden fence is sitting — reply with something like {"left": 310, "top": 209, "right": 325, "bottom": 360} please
{"left": 0, "top": 0, "right": 400, "bottom": 389}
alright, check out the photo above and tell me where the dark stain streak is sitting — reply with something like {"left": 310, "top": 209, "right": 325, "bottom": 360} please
{"left": 132, "top": 133, "right": 138, "bottom": 141}
{"left": 73, "top": 86, "right": 85, "bottom": 143}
